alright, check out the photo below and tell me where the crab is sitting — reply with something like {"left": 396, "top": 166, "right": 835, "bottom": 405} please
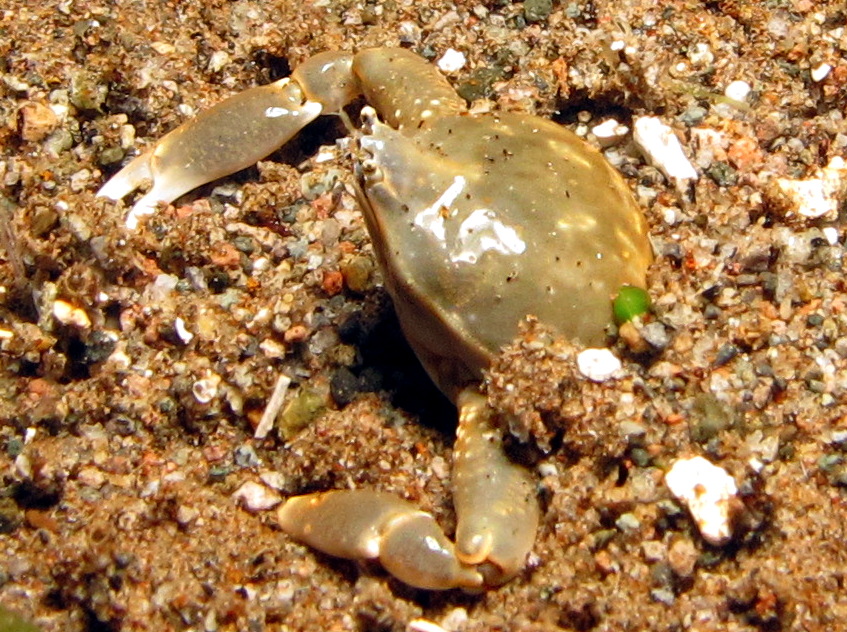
{"left": 97, "top": 47, "right": 653, "bottom": 591}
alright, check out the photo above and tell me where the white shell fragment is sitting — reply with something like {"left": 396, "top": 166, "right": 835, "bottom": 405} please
{"left": 192, "top": 373, "right": 221, "bottom": 404}
{"left": 52, "top": 299, "right": 91, "bottom": 329}
{"left": 233, "top": 481, "right": 282, "bottom": 512}
{"left": 173, "top": 316, "right": 194, "bottom": 344}
{"left": 811, "top": 63, "right": 832, "bottom": 82}
{"left": 775, "top": 156, "right": 847, "bottom": 219}
{"left": 577, "top": 348, "right": 622, "bottom": 382}
{"left": 254, "top": 373, "right": 291, "bottom": 439}
{"left": 633, "top": 116, "right": 698, "bottom": 185}
{"left": 591, "top": 118, "right": 629, "bottom": 147}
{"left": 436, "top": 48, "right": 466, "bottom": 73}
{"left": 664, "top": 456, "right": 738, "bottom": 545}
{"left": 723, "top": 80, "right": 751, "bottom": 103}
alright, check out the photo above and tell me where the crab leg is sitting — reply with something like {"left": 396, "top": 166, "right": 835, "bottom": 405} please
{"left": 453, "top": 388, "right": 539, "bottom": 585}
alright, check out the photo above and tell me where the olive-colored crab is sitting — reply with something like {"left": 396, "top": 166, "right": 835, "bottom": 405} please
{"left": 98, "top": 47, "right": 652, "bottom": 590}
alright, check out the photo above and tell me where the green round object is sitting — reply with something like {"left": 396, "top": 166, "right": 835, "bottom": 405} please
{"left": 613, "top": 285, "right": 651, "bottom": 324}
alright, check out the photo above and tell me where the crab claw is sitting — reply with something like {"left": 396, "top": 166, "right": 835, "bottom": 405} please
{"left": 277, "top": 490, "right": 483, "bottom": 591}
{"left": 97, "top": 77, "right": 323, "bottom": 229}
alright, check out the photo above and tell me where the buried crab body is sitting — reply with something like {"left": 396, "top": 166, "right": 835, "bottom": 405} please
{"left": 98, "top": 48, "right": 652, "bottom": 590}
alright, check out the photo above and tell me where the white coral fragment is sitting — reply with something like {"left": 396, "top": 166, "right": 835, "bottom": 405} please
{"left": 776, "top": 156, "right": 846, "bottom": 219}
{"left": 633, "top": 116, "right": 698, "bottom": 184}
{"left": 665, "top": 456, "right": 738, "bottom": 545}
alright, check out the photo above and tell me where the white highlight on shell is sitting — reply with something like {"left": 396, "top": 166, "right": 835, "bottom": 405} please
{"left": 264, "top": 107, "right": 292, "bottom": 118}
{"left": 413, "top": 175, "right": 466, "bottom": 241}
{"left": 576, "top": 348, "right": 622, "bottom": 382}
{"left": 664, "top": 456, "right": 738, "bottom": 545}
{"left": 633, "top": 116, "right": 698, "bottom": 184}
{"left": 451, "top": 208, "right": 526, "bottom": 264}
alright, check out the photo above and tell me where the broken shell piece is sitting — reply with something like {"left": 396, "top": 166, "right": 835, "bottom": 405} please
{"left": 576, "top": 348, "right": 622, "bottom": 382}
{"left": 233, "top": 481, "right": 282, "bottom": 512}
{"left": 664, "top": 456, "right": 738, "bottom": 545}
{"left": 591, "top": 118, "right": 629, "bottom": 148}
{"left": 277, "top": 490, "right": 483, "bottom": 590}
{"left": 633, "top": 116, "right": 698, "bottom": 185}
{"left": 775, "top": 156, "right": 846, "bottom": 219}
{"left": 436, "top": 48, "right": 466, "bottom": 73}
{"left": 52, "top": 299, "right": 91, "bottom": 329}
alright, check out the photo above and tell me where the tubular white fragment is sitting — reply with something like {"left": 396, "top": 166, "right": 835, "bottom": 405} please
{"left": 255, "top": 374, "right": 291, "bottom": 439}
{"left": 664, "top": 456, "right": 738, "bottom": 545}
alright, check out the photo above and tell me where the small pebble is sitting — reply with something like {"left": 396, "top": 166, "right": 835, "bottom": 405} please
{"left": 436, "top": 48, "right": 466, "bottom": 73}
{"left": 811, "top": 63, "right": 832, "bottom": 82}
{"left": 591, "top": 118, "right": 629, "bottom": 147}
{"left": 577, "top": 348, "right": 622, "bottom": 382}
{"left": 664, "top": 456, "right": 738, "bottom": 545}
{"left": 616, "top": 512, "right": 641, "bottom": 532}
{"left": 523, "top": 0, "right": 553, "bottom": 22}
{"left": 18, "top": 102, "right": 59, "bottom": 142}
{"left": 724, "top": 80, "right": 751, "bottom": 103}
{"left": 641, "top": 540, "right": 666, "bottom": 563}
{"left": 176, "top": 504, "right": 199, "bottom": 526}
{"left": 207, "top": 50, "right": 230, "bottom": 73}
{"left": 259, "top": 471, "right": 287, "bottom": 491}
{"left": 667, "top": 538, "right": 698, "bottom": 578}
{"left": 232, "top": 481, "right": 281, "bottom": 512}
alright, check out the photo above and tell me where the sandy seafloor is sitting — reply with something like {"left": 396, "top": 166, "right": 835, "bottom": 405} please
{"left": 1, "top": 0, "right": 847, "bottom": 630}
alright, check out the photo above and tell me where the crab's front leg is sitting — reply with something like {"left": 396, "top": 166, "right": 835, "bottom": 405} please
{"left": 97, "top": 51, "right": 359, "bottom": 229}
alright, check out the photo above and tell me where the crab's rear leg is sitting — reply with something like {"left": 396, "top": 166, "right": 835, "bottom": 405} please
{"left": 97, "top": 52, "right": 359, "bottom": 229}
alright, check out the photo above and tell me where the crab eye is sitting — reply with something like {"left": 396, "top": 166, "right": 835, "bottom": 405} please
{"left": 360, "top": 106, "right": 378, "bottom": 133}
{"left": 360, "top": 158, "right": 382, "bottom": 183}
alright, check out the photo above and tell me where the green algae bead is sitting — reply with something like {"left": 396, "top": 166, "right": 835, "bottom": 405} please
{"left": 613, "top": 285, "right": 651, "bottom": 325}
